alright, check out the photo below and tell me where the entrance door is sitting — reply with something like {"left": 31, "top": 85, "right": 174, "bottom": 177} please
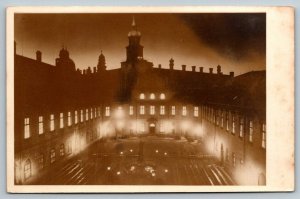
{"left": 149, "top": 123, "right": 156, "bottom": 134}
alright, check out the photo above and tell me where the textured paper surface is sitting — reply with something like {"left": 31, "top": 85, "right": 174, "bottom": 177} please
{"left": 6, "top": 6, "right": 294, "bottom": 192}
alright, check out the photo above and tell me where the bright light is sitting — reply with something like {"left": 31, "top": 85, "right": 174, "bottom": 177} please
{"left": 120, "top": 151, "right": 124, "bottom": 155}
{"left": 165, "top": 169, "right": 168, "bottom": 173}
{"left": 107, "top": 166, "right": 111, "bottom": 171}
{"left": 155, "top": 150, "right": 159, "bottom": 153}
{"left": 116, "top": 171, "right": 121, "bottom": 175}
{"left": 130, "top": 166, "right": 135, "bottom": 171}
{"left": 151, "top": 173, "right": 156, "bottom": 177}
{"left": 164, "top": 152, "right": 167, "bottom": 156}
{"left": 130, "top": 149, "right": 133, "bottom": 152}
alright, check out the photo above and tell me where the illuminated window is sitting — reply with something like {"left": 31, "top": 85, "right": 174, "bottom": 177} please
{"left": 129, "top": 106, "right": 134, "bottom": 115}
{"left": 150, "top": 105, "right": 155, "bottom": 115}
{"left": 221, "top": 112, "right": 224, "bottom": 128}
{"left": 249, "top": 120, "right": 253, "bottom": 142}
{"left": 232, "top": 116, "right": 235, "bottom": 134}
{"left": 140, "top": 105, "right": 145, "bottom": 115}
{"left": 59, "top": 144, "right": 65, "bottom": 156}
{"left": 239, "top": 117, "right": 244, "bottom": 137}
{"left": 86, "top": 109, "right": 89, "bottom": 120}
{"left": 50, "top": 149, "right": 56, "bottom": 163}
{"left": 94, "top": 108, "right": 97, "bottom": 118}
{"left": 139, "top": 93, "right": 145, "bottom": 100}
{"left": 105, "top": 107, "right": 110, "bottom": 116}
{"left": 24, "top": 159, "right": 31, "bottom": 180}
{"left": 24, "top": 118, "right": 30, "bottom": 139}
{"left": 182, "top": 106, "right": 187, "bottom": 116}
{"left": 90, "top": 108, "right": 93, "bottom": 119}
{"left": 160, "top": 93, "right": 165, "bottom": 100}
{"left": 67, "top": 112, "right": 72, "bottom": 126}
{"left": 59, "top": 113, "right": 64, "bottom": 128}
{"left": 262, "top": 123, "right": 266, "bottom": 148}
{"left": 216, "top": 112, "right": 219, "bottom": 126}
{"left": 38, "top": 154, "right": 44, "bottom": 169}
{"left": 38, "top": 116, "right": 43, "bottom": 135}
{"left": 226, "top": 113, "right": 229, "bottom": 131}
{"left": 97, "top": 107, "right": 101, "bottom": 117}
{"left": 150, "top": 93, "right": 155, "bottom": 100}
{"left": 141, "top": 123, "right": 145, "bottom": 133}
{"left": 80, "top": 110, "right": 83, "bottom": 122}
{"left": 75, "top": 111, "right": 78, "bottom": 124}
{"left": 160, "top": 105, "right": 165, "bottom": 115}
{"left": 232, "top": 153, "right": 236, "bottom": 167}
{"left": 171, "top": 106, "right": 176, "bottom": 115}
{"left": 50, "top": 114, "right": 55, "bottom": 131}
{"left": 194, "top": 107, "right": 199, "bottom": 117}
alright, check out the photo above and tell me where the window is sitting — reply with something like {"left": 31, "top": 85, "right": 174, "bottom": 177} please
{"left": 90, "top": 108, "right": 93, "bottom": 119}
{"left": 59, "top": 144, "right": 65, "bottom": 156}
{"left": 80, "top": 110, "right": 83, "bottom": 122}
{"left": 129, "top": 106, "right": 134, "bottom": 115}
{"left": 232, "top": 116, "right": 235, "bottom": 134}
{"left": 50, "top": 149, "right": 56, "bottom": 163}
{"left": 24, "top": 118, "right": 30, "bottom": 139}
{"left": 50, "top": 114, "right": 55, "bottom": 131}
{"left": 67, "top": 112, "right": 72, "bottom": 126}
{"left": 221, "top": 112, "right": 224, "bottom": 128}
{"left": 38, "top": 154, "right": 44, "bottom": 169}
{"left": 59, "top": 113, "right": 64, "bottom": 128}
{"left": 67, "top": 141, "right": 72, "bottom": 154}
{"left": 97, "top": 107, "right": 101, "bottom": 117}
{"left": 140, "top": 123, "right": 145, "bottom": 133}
{"left": 160, "top": 93, "right": 165, "bottom": 100}
{"left": 139, "top": 93, "right": 145, "bottom": 100}
{"left": 105, "top": 107, "right": 110, "bottom": 116}
{"left": 216, "top": 112, "right": 219, "bottom": 126}
{"left": 232, "top": 153, "right": 236, "bottom": 167}
{"left": 194, "top": 107, "right": 199, "bottom": 117}
{"left": 160, "top": 105, "right": 165, "bottom": 115}
{"left": 86, "top": 109, "right": 89, "bottom": 120}
{"left": 38, "top": 116, "right": 43, "bottom": 135}
{"left": 262, "top": 123, "right": 266, "bottom": 148}
{"left": 239, "top": 117, "right": 244, "bottom": 137}
{"left": 171, "top": 106, "right": 176, "bottom": 115}
{"left": 24, "top": 159, "right": 31, "bottom": 180}
{"left": 150, "top": 93, "right": 155, "bottom": 100}
{"left": 94, "top": 108, "right": 97, "bottom": 118}
{"left": 140, "top": 105, "right": 145, "bottom": 115}
{"left": 249, "top": 120, "right": 253, "bottom": 142}
{"left": 226, "top": 113, "right": 229, "bottom": 131}
{"left": 75, "top": 111, "right": 78, "bottom": 124}
{"left": 182, "top": 106, "right": 187, "bottom": 116}
{"left": 150, "top": 105, "right": 155, "bottom": 115}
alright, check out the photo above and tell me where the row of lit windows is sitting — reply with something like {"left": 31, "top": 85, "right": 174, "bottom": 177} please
{"left": 203, "top": 106, "right": 266, "bottom": 149}
{"left": 24, "top": 107, "right": 101, "bottom": 139}
{"left": 139, "top": 93, "right": 165, "bottom": 100}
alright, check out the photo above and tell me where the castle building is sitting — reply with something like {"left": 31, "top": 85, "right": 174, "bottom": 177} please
{"left": 14, "top": 18, "right": 266, "bottom": 185}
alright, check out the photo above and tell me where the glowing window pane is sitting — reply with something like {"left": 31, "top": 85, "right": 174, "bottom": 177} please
{"left": 60, "top": 144, "right": 65, "bottom": 156}
{"left": 75, "top": 111, "right": 78, "bottom": 124}
{"left": 68, "top": 112, "right": 72, "bottom": 126}
{"left": 59, "top": 113, "right": 64, "bottom": 128}
{"left": 38, "top": 116, "right": 43, "bottom": 134}
{"left": 232, "top": 116, "right": 235, "bottom": 134}
{"left": 90, "top": 108, "right": 93, "bottom": 119}
{"left": 182, "top": 106, "right": 187, "bottom": 116}
{"left": 80, "top": 110, "right": 83, "bottom": 122}
{"left": 150, "top": 105, "right": 155, "bottom": 115}
{"left": 50, "top": 114, "right": 55, "bottom": 131}
{"left": 150, "top": 93, "right": 155, "bottom": 100}
{"left": 105, "top": 107, "right": 110, "bottom": 116}
{"left": 160, "top": 106, "right": 165, "bottom": 115}
{"left": 86, "top": 109, "right": 89, "bottom": 120}
{"left": 139, "top": 93, "right": 145, "bottom": 100}
{"left": 160, "top": 93, "right": 166, "bottom": 100}
{"left": 171, "top": 106, "right": 175, "bottom": 115}
{"left": 249, "top": 121, "right": 253, "bottom": 142}
{"left": 140, "top": 106, "right": 145, "bottom": 115}
{"left": 24, "top": 159, "right": 31, "bottom": 180}
{"left": 24, "top": 118, "right": 30, "bottom": 139}
{"left": 239, "top": 118, "right": 244, "bottom": 137}
{"left": 129, "top": 106, "right": 134, "bottom": 115}
{"left": 50, "top": 149, "right": 56, "bottom": 163}
{"left": 194, "top": 107, "right": 199, "bottom": 117}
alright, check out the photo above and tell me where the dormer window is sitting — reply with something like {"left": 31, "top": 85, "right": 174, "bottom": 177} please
{"left": 160, "top": 93, "right": 166, "bottom": 100}
{"left": 139, "top": 93, "right": 145, "bottom": 100}
{"left": 150, "top": 93, "right": 155, "bottom": 100}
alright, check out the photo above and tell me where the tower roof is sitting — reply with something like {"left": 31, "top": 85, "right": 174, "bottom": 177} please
{"left": 128, "top": 16, "right": 141, "bottom": 37}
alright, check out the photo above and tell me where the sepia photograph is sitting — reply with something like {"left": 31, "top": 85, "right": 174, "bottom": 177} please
{"left": 6, "top": 6, "right": 294, "bottom": 192}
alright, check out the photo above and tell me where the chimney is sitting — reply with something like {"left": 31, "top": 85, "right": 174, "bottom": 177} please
{"left": 230, "top": 72, "right": 234, "bottom": 77}
{"left": 182, "top": 65, "right": 186, "bottom": 71}
{"left": 36, "top": 50, "right": 42, "bottom": 62}
{"left": 169, "top": 58, "right": 174, "bottom": 70}
{"left": 93, "top": 67, "right": 97, "bottom": 73}
{"left": 158, "top": 64, "right": 162, "bottom": 69}
{"left": 199, "top": 67, "right": 203, "bottom": 73}
{"left": 192, "top": 66, "right": 196, "bottom": 72}
{"left": 209, "top": 68, "right": 213, "bottom": 74}
{"left": 217, "top": 65, "right": 222, "bottom": 74}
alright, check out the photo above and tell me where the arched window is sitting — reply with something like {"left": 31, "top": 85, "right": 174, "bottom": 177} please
{"left": 150, "top": 93, "right": 155, "bottom": 100}
{"left": 160, "top": 93, "right": 166, "bottom": 100}
{"left": 24, "top": 159, "right": 31, "bottom": 180}
{"left": 139, "top": 93, "right": 145, "bottom": 100}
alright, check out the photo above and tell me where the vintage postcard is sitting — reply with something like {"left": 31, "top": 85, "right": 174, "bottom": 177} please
{"left": 6, "top": 6, "right": 294, "bottom": 192}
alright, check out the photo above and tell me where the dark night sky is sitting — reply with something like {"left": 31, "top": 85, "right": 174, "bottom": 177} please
{"left": 14, "top": 13, "right": 266, "bottom": 75}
